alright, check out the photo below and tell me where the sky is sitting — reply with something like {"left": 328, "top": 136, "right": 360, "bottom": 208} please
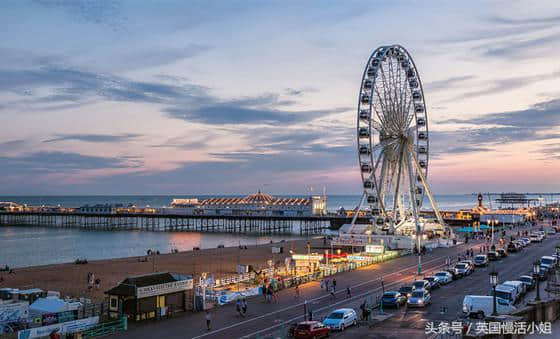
{"left": 0, "top": 0, "right": 559, "bottom": 195}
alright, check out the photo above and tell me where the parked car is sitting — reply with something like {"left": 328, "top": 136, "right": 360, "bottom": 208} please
{"left": 502, "top": 280, "right": 526, "bottom": 296}
{"left": 520, "top": 238, "right": 531, "bottom": 246}
{"left": 540, "top": 256, "right": 557, "bottom": 269}
{"left": 446, "top": 268, "right": 460, "bottom": 280}
{"left": 460, "top": 260, "right": 475, "bottom": 270}
{"left": 496, "top": 249, "right": 508, "bottom": 258}
{"left": 519, "top": 275, "right": 535, "bottom": 291}
{"left": 538, "top": 230, "right": 546, "bottom": 239}
{"left": 492, "top": 284, "right": 518, "bottom": 304}
{"left": 434, "top": 271, "right": 453, "bottom": 284}
{"left": 381, "top": 292, "right": 407, "bottom": 308}
{"left": 463, "top": 295, "right": 516, "bottom": 318}
{"left": 474, "top": 254, "right": 489, "bottom": 267}
{"left": 530, "top": 233, "right": 542, "bottom": 243}
{"left": 454, "top": 263, "right": 472, "bottom": 277}
{"left": 487, "top": 251, "right": 499, "bottom": 261}
{"left": 507, "top": 242, "right": 519, "bottom": 252}
{"left": 398, "top": 285, "right": 413, "bottom": 298}
{"left": 536, "top": 266, "right": 548, "bottom": 281}
{"left": 412, "top": 280, "right": 431, "bottom": 291}
{"left": 293, "top": 321, "right": 330, "bottom": 339}
{"left": 322, "top": 308, "right": 357, "bottom": 331}
{"left": 546, "top": 228, "right": 556, "bottom": 235}
{"left": 407, "top": 289, "right": 431, "bottom": 308}
{"left": 425, "top": 276, "right": 441, "bottom": 290}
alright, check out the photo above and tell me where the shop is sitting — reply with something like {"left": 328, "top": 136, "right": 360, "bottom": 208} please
{"left": 291, "top": 254, "right": 324, "bottom": 276}
{"left": 105, "top": 272, "right": 193, "bottom": 321}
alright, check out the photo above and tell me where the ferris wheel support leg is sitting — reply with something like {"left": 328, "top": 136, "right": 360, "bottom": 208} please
{"left": 390, "top": 143, "right": 406, "bottom": 235}
{"left": 408, "top": 145, "right": 453, "bottom": 238}
{"left": 350, "top": 192, "right": 367, "bottom": 233}
{"left": 405, "top": 148, "right": 422, "bottom": 275}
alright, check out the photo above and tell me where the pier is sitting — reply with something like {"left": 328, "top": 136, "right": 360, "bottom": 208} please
{"left": 0, "top": 211, "right": 361, "bottom": 235}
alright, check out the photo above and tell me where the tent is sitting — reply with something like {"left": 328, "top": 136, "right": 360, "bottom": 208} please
{"left": 30, "top": 298, "right": 81, "bottom": 314}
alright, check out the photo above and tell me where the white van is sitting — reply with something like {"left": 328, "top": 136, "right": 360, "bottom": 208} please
{"left": 502, "top": 281, "right": 526, "bottom": 296}
{"left": 492, "top": 284, "right": 518, "bottom": 304}
{"left": 463, "top": 295, "right": 516, "bottom": 318}
{"left": 541, "top": 256, "right": 557, "bottom": 269}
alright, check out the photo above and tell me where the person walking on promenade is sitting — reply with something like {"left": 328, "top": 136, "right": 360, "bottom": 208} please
{"left": 242, "top": 298, "right": 247, "bottom": 316}
{"left": 272, "top": 289, "right": 278, "bottom": 303}
{"left": 330, "top": 285, "right": 336, "bottom": 299}
{"left": 262, "top": 285, "right": 268, "bottom": 303}
{"left": 236, "top": 299, "right": 243, "bottom": 317}
{"left": 295, "top": 284, "right": 300, "bottom": 299}
{"left": 205, "top": 310, "right": 212, "bottom": 331}
{"left": 346, "top": 286, "right": 351, "bottom": 298}
{"left": 325, "top": 279, "right": 329, "bottom": 292}
{"left": 266, "top": 286, "right": 272, "bottom": 303}
{"left": 332, "top": 278, "right": 337, "bottom": 293}
{"left": 320, "top": 279, "right": 324, "bottom": 290}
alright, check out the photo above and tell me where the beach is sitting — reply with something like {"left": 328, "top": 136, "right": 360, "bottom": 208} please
{"left": 0, "top": 238, "right": 323, "bottom": 302}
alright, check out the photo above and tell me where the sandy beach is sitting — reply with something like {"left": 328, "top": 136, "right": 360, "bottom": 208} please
{"left": 0, "top": 238, "right": 323, "bottom": 302}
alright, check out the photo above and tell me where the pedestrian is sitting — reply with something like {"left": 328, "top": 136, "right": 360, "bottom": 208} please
{"left": 95, "top": 278, "right": 101, "bottom": 290}
{"left": 346, "top": 286, "right": 351, "bottom": 298}
{"left": 236, "top": 299, "right": 243, "bottom": 317}
{"left": 205, "top": 310, "right": 211, "bottom": 331}
{"left": 332, "top": 278, "right": 337, "bottom": 292}
{"left": 325, "top": 279, "right": 329, "bottom": 291}
{"left": 242, "top": 298, "right": 247, "bottom": 315}
{"left": 272, "top": 289, "right": 278, "bottom": 303}
{"left": 320, "top": 279, "right": 324, "bottom": 289}
{"left": 330, "top": 285, "right": 336, "bottom": 299}
{"left": 295, "top": 284, "right": 300, "bottom": 299}
{"left": 266, "top": 286, "right": 272, "bottom": 303}
{"left": 262, "top": 285, "right": 267, "bottom": 303}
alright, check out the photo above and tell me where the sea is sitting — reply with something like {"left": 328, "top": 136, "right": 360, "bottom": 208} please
{"left": 0, "top": 194, "right": 545, "bottom": 268}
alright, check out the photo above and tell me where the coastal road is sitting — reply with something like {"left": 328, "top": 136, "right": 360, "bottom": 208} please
{"left": 112, "top": 223, "right": 554, "bottom": 339}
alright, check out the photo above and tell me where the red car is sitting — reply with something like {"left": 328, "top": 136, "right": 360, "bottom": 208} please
{"left": 293, "top": 321, "right": 331, "bottom": 339}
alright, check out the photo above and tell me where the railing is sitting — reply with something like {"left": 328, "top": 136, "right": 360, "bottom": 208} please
{"left": 81, "top": 316, "right": 128, "bottom": 338}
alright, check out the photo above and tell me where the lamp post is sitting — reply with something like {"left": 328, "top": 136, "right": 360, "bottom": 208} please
{"left": 533, "top": 261, "right": 541, "bottom": 301}
{"left": 490, "top": 270, "right": 498, "bottom": 316}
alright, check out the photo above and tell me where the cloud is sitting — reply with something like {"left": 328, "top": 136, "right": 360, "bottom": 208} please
{"left": 33, "top": 0, "right": 126, "bottom": 31}
{"left": 424, "top": 75, "right": 475, "bottom": 92}
{"left": 0, "top": 140, "right": 27, "bottom": 151}
{"left": 475, "top": 32, "right": 560, "bottom": 59}
{"left": 539, "top": 143, "right": 560, "bottom": 160}
{"left": 43, "top": 133, "right": 141, "bottom": 143}
{"left": 0, "top": 151, "right": 142, "bottom": 173}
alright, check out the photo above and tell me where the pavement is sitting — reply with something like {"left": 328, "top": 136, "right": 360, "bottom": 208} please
{"left": 110, "top": 222, "right": 559, "bottom": 339}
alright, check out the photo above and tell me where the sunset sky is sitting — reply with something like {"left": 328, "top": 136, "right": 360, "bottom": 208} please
{"left": 1, "top": 0, "right": 559, "bottom": 195}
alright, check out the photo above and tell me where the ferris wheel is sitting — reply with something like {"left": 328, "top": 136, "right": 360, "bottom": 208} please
{"left": 355, "top": 44, "right": 444, "bottom": 234}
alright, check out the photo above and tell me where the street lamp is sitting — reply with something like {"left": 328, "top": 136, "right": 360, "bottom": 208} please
{"left": 533, "top": 261, "right": 541, "bottom": 301}
{"left": 489, "top": 270, "right": 498, "bottom": 316}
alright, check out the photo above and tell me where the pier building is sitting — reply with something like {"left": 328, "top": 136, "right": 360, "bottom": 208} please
{"left": 165, "top": 191, "right": 327, "bottom": 217}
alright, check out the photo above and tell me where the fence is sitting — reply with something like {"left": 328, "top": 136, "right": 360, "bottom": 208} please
{"left": 81, "top": 316, "right": 128, "bottom": 338}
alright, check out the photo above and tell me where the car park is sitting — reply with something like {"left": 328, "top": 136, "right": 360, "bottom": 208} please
{"left": 434, "top": 271, "right": 453, "bottom": 284}
{"left": 474, "top": 255, "right": 489, "bottom": 267}
{"left": 413, "top": 280, "right": 431, "bottom": 291}
{"left": 407, "top": 290, "right": 431, "bottom": 308}
{"left": 425, "top": 276, "right": 441, "bottom": 290}
{"left": 496, "top": 249, "right": 508, "bottom": 258}
{"left": 463, "top": 295, "right": 516, "bottom": 318}
{"left": 323, "top": 308, "right": 357, "bottom": 331}
{"left": 381, "top": 292, "right": 407, "bottom": 308}
{"left": 487, "top": 251, "right": 499, "bottom": 261}
{"left": 398, "top": 285, "right": 413, "bottom": 298}
{"left": 519, "top": 275, "right": 535, "bottom": 291}
{"left": 294, "top": 321, "right": 330, "bottom": 339}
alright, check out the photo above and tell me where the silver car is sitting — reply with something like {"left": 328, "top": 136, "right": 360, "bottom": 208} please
{"left": 407, "top": 289, "right": 431, "bottom": 307}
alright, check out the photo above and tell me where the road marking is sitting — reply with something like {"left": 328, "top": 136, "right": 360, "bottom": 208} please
{"left": 190, "top": 255, "right": 449, "bottom": 339}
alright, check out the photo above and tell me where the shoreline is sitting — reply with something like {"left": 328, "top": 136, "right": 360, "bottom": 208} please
{"left": 0, "top": 237, "right": 324, "bottom": 302}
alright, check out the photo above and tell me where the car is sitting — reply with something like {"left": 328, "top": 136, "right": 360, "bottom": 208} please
{"left": 407, "top": 289, "right": 431, "bottom": 307}
{"left": 381, "top": 291, "right": 407, "bottom": 308}
{"left": 546, "top": 228, "right": 556, "bottom": 235}
{"left": 538, "top": 230, "right": 546, "bottom": 239}
{"left": 519, "top": 275, "right": 535, "bottom": 291}
{"left": 460, "top": 260, "right": 475, "bottom": 270}
{"left": 446, "top": 268, "right": 460, "bottom": 280}
{"left": 322, "top": 308, "right": 357, "bottom": 331}
{"left": 487, "top": 251, "right": 499, "bottom": 261}
{"left": 530, "top": 233, "right": 542, "bottom": 243}
{"left": 463, "top": 295, "right": 516, "bottom": 318}
{"left": 541, "top": 256, "right": 557, "bottom": 269}
{"left": 412, "top": 280, "right": 431, "bottom": 291}
{"left": 507, "top": 242, "right": 519, "bottom": 252}
{"left": 496, "top": 249, "right": 508, "bottom": 258}
{"left": 425, "top": 276, "right": 441, "bottom": 290}
{"left": 474, "top": 255, "right": 489, "bottom": 267}
{"left": 398, "top": 285, "right": 413, "bottom": 298}
{"left": 502, "top": 281, "right": 526, "bottom": 296}
{"left": 454, "top": 263, "right": 472, "bottom": 277}
{"left": 520, "top": 238, "right": 531, "bottom": 246}
{"left": 293, "top": 321, "right": 330, "bottom": 339}
{"left": 434, "top": 271, "right": 453, "bottom": 284}
{"left": 492, "top": 284, "right": 518, "bottom": 304}
{"left": 535, "top": 266, "right": 548, "bottom": 281}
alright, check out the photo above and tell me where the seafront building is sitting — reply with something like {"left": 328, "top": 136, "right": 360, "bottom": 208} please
{"left": 164, "top": 191, "right": 327, "bottom": 217}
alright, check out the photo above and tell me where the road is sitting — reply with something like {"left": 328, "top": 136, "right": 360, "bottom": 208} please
{"left": 112, "top": 223, "right": 556, "bottom": 339}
